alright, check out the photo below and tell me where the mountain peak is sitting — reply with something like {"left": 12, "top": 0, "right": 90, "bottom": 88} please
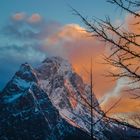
{"left": 15, "top": 63, "right": 38, "bottom": 83}
{"left": 37, "top": 56, "right": 73, "bottom": 78}
{"left": 19, "top": 62, "right": 33, "bottom": 72}
{"left": 42, "top": 56, "right": 68, "bottom": 64}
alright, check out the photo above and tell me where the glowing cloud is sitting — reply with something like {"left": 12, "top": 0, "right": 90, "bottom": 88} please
{"left": 12, "top": 12, "right": 26, "bottom": 21}
{"left": 27, "top": 13, "right": 42, "bottom": 23}
{"left": 42, "top": 22, "right": 140, "bottom": 117}
{"left": 42, "top": 23, "right": 116, "bottom": 100}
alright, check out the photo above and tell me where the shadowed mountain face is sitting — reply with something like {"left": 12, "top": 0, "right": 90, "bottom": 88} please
{"left": 0, "top": 56, "right": 140, "bottom": 140}
{"left": 0, "top": 61, "right": 92, "bottom": 140}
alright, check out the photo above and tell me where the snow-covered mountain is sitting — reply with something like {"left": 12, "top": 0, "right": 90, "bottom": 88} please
{"left": 0, "top": 56, "right": 140, "bottom": 140}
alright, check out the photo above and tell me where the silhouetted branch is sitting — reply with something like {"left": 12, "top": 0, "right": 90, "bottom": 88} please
{"left": 72, "top": 2, "right": 140, "bottom": 90}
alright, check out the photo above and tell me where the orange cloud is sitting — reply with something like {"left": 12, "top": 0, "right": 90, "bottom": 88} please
{"left": 42, "top": 22, "right": 140, "bottom": 119}
{"left": 43, "top": 24, "right": 116, "bottom": 99}
{"left": 126, "top": 13, "right": 140, "bottom": 34}
{"left": 27, "top": 13, "right": 42, "bottom": 23}
{"left": 12, "top": 12, "right": 26, "bottom": 21}
{"left": 106, "top": 93, "right": 140, "bottom": 115}
{"left": 12, "top": 12, "right": 42, "bottom": 24}
{"left": 101, "top": 14, "right": 140, "bottom": 117}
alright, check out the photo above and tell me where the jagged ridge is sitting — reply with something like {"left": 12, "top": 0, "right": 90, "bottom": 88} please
{"left": 0, "top": 60, "right": 92, "bottom": 140}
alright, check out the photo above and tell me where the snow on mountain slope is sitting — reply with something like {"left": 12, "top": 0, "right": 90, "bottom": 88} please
{"left": 1, "top": 56, "right": 140, "bottom": 140}
{"left": 36, "top": 57, "right": 104, "bottom": 135}
{"left": 0, "top": 61, "right": 92, "bottom": 140}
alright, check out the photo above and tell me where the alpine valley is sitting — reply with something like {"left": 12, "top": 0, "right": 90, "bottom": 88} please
{"left": 1, "top": 56, "right": 140, "bottom": 140}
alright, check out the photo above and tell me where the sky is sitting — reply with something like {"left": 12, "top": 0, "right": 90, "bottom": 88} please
{"left": 0, "top": 0, "right": 123, "bottom": 89}
{"left": 0, "top": 0, "right": 122, "bottom": 27}
{"left": 0, "top": 0, "right": 122, "bottom": 89}
{"left": 1, "top": 0, "right": 140, "bottom": 123}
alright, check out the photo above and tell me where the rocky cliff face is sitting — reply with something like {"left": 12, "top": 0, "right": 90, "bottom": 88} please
{"left": 36, "top": 57, "right": 103, "bottom": 133}
{"left": 0, "top": 56, "right": 140, "bottom": 140}
{"left": 0, "top": 62, "right": 91, "bottom": 140}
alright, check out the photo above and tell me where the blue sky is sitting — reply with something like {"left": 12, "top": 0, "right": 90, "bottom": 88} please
{"left": 0, "top": 0, "right": 124, "bottom": 90}
{"left": 0, "top": 0, "right": 123, "bottom": 26}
